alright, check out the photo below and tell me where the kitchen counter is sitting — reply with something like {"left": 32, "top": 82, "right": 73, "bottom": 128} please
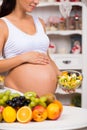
{"left": 1, "top": 106, "right": 87, "bottom": 130}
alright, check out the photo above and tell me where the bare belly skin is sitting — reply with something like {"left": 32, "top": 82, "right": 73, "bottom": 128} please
{"left": 4, "top": 63, "right": 58, "bottom": 96}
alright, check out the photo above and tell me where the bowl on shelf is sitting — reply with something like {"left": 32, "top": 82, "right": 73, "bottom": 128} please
{"left": 58, "top": 70, "right": 83, "bottom": 93}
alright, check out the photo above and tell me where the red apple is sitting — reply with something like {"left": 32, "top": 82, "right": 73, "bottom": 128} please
{"left": 32, "top": 105, "right": 47, "bottom": 122}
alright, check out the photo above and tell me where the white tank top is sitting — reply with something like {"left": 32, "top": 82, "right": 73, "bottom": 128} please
{"left": 1, "top": 16, "right": 50, "bottom": 58}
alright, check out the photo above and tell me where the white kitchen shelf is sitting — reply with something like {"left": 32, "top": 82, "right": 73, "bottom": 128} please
{"left": 38, "top": 2, "right": 82, "bottom": 7}
{"left": 33, "top": 1, "right": 87, "bottom": 108}
{"left": 56, "top": 87, "right": 82, "bottom": 95}
{"left": 47, "top": 30, "right": 82, "bottom": 35}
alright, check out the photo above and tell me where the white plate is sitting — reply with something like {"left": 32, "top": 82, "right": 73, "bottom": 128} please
{"left": 0, "top": 86, "right": 23, "bottom": 95}
{"left": 0, "top": 106, "right": 87, "bottom": 130}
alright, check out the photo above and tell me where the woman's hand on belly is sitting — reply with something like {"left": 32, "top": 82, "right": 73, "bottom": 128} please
{"left": 20, "top": 51, "right": 50, "bottom": 65}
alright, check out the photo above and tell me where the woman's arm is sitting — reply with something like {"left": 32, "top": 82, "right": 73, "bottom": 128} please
{"left": 47, "top": 52, "right": 62, "bottom": 76}
{"left": 0, "top": 20, "right": 25, "bottom": 73}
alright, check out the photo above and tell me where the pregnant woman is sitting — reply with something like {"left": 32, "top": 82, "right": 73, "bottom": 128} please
{"left": 0, "top": 0, "right": 61, "bottom": 96}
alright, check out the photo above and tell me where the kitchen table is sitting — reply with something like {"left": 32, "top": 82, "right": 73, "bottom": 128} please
{"left": 0, "top": 106, "right": 87, "bottom": 130}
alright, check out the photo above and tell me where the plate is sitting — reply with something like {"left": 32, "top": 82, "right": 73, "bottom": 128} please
{"left": 0, "top": 106, "right": 87, "bottom": 130}
{"left": 0, "top": 86, "right": 23, "bottom": 95}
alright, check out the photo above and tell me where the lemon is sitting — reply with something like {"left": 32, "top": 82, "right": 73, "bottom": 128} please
{"left": 2, "top": 106, "right": 17, "bottom": 123}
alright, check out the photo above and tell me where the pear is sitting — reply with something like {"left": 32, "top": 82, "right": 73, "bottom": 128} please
{"left": 44, "top": 93, "right": 56, "bottom": 105}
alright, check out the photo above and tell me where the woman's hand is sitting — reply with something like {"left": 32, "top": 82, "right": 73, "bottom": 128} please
{"left": 20, "top": 51, "right": 50, "bottom": 65}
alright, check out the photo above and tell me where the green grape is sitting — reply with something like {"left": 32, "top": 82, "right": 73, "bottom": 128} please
{"left": 11, "top": 93, "right": 20, "bottom": 98}
{"left": 30, "top": 96, "right": 36, "bottom": 101}
{"left": 29, "top": 101, "right": 37, "bottom": 108}
{"left": 4, "top": 90, "right": 11, "bottom": 96}
{"left": 39, "top": 96, "right": 47, "bottom": 103}
{"left": 0, "top": 92, "right": 4, "bottom": 99}
{"left": 9, "top": 95, "right": 13, "bottom": 100}
{"left": 39, "top": 101, "right": 47, "bottom": 108}
{"left": 9, "top": 93, "right": 20, "bottom": 100}
{"left": 34, "top": 98, "right": 39, "bottom": 104}
{"left": 0, "top": 99, "right": 5, "bottom": 106}
{"left": 2, "top": 95, "right": 9, "bottom": 102}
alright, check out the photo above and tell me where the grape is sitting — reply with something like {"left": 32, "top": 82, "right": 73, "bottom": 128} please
{"left": 19, "top": 102, "right": 24, "bottom": 107}
{"left": 19, "top": 96, "right": 26, "bottom": 101}
{"left": 11, "top": 102, "right": 17, "bottom": 108}
{"left": 11, "top": 93, "right": 21, "bottom": 98}
{"left": 9, "top": 95, "right": 14, "bottom": 100}
{"left": 0, "top": 99, "right": 4, "bottom": 106}
{"left": 2, "top": 95, "right": 9, "bottom": 102}
{"left": 30, "top": 96, "right": 36, "bottom": 101}
{"left": 0, "top": 92, "right": 4, "bottom": 99}
{"left": 12, "top": 97, "right": 19, "bottom": 102}
{"left": 6, "top": 95, "right": 31, "bottom": 108}
{"left": 29, "top": 101, "right": 37, "bottom": 108}
{"left": 9, "top": 93, "right": 20, "bottom": 100}
{"left": 39, "top": 102, "right": 47, "bottom": 108}
{"left": 26, "top": 99, "right": 31, "bottom": 104}
{"left": 34, "top": 98, "right": 39, "bottom": 104}
{"left": 6, "top": 100, "right": 12, "bottom": 106}
{"left": 4, "top": 90, "right": 11, "bottom": 96}
{"left": 39, "top": 96, "right": 47, "bottom": 103}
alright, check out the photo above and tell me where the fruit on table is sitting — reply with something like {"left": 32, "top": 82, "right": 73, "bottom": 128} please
{"left": 24, "top": 91, "right": 37, "bottom": 99}
{"left": 53, "top": 100, "right": 63, "bottom": 115}
{"left": 0, "top": 106, "right": 4, "bottom": 122}
{"left": 6, "top": 96, "right": 31, "bottom": 108}
{"left": 0, "top": 112, "right": 3, "bottom": 122}
{"left": 0, "top": 90, "right": 21, "bottom": 106}
{"left": 44, "top": 93, "right": 56, "bottom": 105}
{"left": 47, "top": 103, "right": 60, "bottom": 120}
{"left": 0, "top": 89, "right": 63, "bottom": 123}
{"left": 32, "top": 105, "right": 48, "bottom": 122}
{"left": 17, "top": 106, "right": 32, "bottom": 123}
{"left": 0, "top": 105, "right": 4, "bottom": 112}
{"left": 2, "top": 106, "right": 17, "bottom": 123}
{"left": 28, "top": 96, "right": 40, "bottom": 108}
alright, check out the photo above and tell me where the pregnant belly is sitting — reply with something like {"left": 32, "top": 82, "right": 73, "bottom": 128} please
{"left": 5, "top": 63, "right": 58, "bottom": 96}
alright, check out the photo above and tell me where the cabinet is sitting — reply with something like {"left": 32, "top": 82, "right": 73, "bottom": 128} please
{"left": 32, "top": 1, "right": 87, "bottom": 108}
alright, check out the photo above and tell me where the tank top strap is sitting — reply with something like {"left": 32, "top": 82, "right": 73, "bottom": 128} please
{"left": 1, "top": 17, "right": 12, "bottom": 26}
{"left": 33, "top": 16, "right": 45, "bottom": 33}
{"left": 1, "top": 16, "right": 45, "bottom": 34}
{"left": 1, "top": 17, "right": 15, "bottom": 35}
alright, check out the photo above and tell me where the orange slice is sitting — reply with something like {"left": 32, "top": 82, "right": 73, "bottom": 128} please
{"left": 17, "top": 106, "right": 32, "bottom": 123}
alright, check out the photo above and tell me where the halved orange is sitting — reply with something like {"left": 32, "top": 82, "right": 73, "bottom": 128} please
{"left": 17, "top": 106, "right": 32, "bottom": 123}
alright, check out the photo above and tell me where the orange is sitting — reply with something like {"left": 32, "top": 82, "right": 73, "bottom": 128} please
{"left": 2, "top": 106, "right": 17, "bottom": 123}
{"left": 53, "top": 100, "right": 63, "bottom": 114}
{"left": 17, "top": 106, "right": 32, "bottom": 123}
{"left": 47, "top": 103, "right": 60, "bottom": 120}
